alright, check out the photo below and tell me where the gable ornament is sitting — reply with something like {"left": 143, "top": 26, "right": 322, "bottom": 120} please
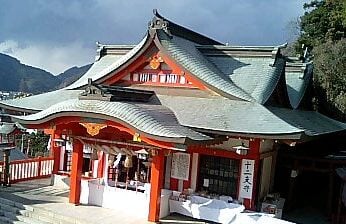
{"left": 149, "top": 55, "right": 164, "bottom": 69}
{"left": 79, "top": 122, "right": 107, "bottom": 136}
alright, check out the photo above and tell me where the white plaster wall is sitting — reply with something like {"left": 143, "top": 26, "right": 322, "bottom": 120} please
{"left": 164, "top": 155, "right": 172, "bottom": 189}
{"left": 190, "top": 153, "right": 199, "bottom": 191}
{"left": 160, "top": 189, "right": 172, "bottom": 218}
{"left": 51, "top": 174, "right": 70, "bottom": 189}
{"left": 59, "top": 147, "right": 65, "bottom": 171}
{"left": 80, "top": 179, "right": 90, "bottom": 204}
{"left": 92, "top": 160, "right": 99, "bottom": 178}
{"left": 259, "top": 156, "right": 272, "bottom": 200}
{"left": 80, "top": 179, "right": 171, "bottom": 219}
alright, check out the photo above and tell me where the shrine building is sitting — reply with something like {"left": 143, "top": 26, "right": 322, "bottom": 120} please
{"left": 0, "top": 10, "right": 345, "bottom": 223}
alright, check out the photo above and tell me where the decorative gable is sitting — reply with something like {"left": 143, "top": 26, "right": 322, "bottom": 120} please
{"left": 119, "top": 55, "right": 197, "bottom": 88}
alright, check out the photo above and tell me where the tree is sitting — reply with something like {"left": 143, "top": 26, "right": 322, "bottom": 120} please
{"left": 297, "top": 0, "right": 345, "bottom": 51}
{"left": 313, "top": 39, "right": 346, "bottom": 121}
{"left": 17, "top": 132, "right": 50, "bottom": 157}
{"left": 297, "top": 0, "right": 346, "bottom": 121}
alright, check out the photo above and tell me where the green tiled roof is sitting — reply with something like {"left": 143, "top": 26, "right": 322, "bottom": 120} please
{"left": 0, "top": 122, "right": 17, "bottom": 134}
{"left": 206, "top": 56, "right": 284, "bottom": 104}
{"left": 157, "top": 30, "right": 254, "bottom": 102}
{"left": 66, "top": 55, "right": 124, "bottom": 90}
{"left": 157, "top": 95, "right": 346, "bottom": 138}
{"left": 157, "top": 95, "right": 302, "bottom": 137}
{"left": 67, "top": 35, "right": 149, "bottom": 90}
{"left": 0, "top": 89, "right": 82, "bottom": 113}
{"left": 285, "top": 63, "right": 313, "bottom": 109}
{"left": 12, "top": 99, "right": 212, "bottom": 143}
{"left": 268, "top": 106, "right": 346, "bottom": 136}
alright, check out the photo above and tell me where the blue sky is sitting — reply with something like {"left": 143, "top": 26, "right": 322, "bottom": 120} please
{"left": 0, "top": 0, "right": 305, "bottom": 75}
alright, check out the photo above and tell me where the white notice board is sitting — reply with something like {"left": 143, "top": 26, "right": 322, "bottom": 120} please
{"left": 171, "top": 153, "right": 190, "bottom": 180}
{"left": 239, "top": 159, "right": 255, "bottom": 199}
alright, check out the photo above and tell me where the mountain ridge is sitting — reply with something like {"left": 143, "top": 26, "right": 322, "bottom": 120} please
{"left": 0, "top": 53, "right": 90, "bottom": 93}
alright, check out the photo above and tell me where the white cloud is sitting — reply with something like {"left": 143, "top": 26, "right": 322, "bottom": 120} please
{"left": 0, "top": 40, "right": 94, "bottom": 75}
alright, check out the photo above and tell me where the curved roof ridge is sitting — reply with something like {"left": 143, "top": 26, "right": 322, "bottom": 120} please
{"left": 285, "top": 63, "right": 313, "bottom": 109}
{"left": 12, "top": 99, "right": 212, "bottom": 142}
{"left": 66, "top": 34, "right": 150, "bottom": 90}
{"left": 250, "top": 57, "right": 285, "bottom": 104}
{"left": 151, "top": 9, "right": 223, "bottom": 46}
{"left": 155, "top": 30, "right": 254, "bottom": 102}
{"left": 197, "top": 43, "right": 287, "bottom": 51}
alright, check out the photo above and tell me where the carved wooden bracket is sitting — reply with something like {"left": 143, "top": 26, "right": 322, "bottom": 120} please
{"left": 79, "top": 78, "right": 112, "bottom": 101}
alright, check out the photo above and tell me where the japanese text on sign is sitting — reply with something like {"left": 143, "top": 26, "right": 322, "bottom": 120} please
{"left": 171, "top": 153, "right": 190, "bottom": 180}
{"left": 239, "top": 159, "right": 255, "bottom": 199}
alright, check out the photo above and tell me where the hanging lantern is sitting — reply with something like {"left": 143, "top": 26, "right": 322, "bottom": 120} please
{"left": 135, "top": 149, "right": 148, "bottom": 160}
{"left": 124, "top": 155, "right": 133, "bottom": 168}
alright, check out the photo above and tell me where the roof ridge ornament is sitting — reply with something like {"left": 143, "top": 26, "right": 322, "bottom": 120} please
{"left": 79, "top": 78, "right": 112, "bottom": 101}
{"left": 95, "top": 41, "right": 105, "bottom": 61}
{"left": 79, "top": 78, "right": 155, "bottom": 102}
{"left": 149, "top": 9, "right": 171, "bottom": 37}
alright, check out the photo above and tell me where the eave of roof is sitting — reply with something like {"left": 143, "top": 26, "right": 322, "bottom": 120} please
{"left": 0, "top": 122, "right": 17, "bottom": 135}
{"left": 156, "top": 95, "right": 346, "bottom": 139}
{"left": 267, "top": 106, "right": 346, "bottom": 136}
{"left": 0, "top": 89, "right": 83, "bottom": 113}
{"left": 11, "top": 99, "right": 212, "bottom": 144}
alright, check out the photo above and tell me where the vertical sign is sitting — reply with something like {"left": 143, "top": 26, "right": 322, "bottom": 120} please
{"left": 171, "top": 153, "right": 190, "bottom": 180}
{"left": 239, "top": 159, "right": 255, "bottom": 199}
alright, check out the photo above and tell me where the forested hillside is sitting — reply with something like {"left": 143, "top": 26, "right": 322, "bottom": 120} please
{"left": 0, "top": 53, "right": 90, "bottom": 93}
{"left": 295, "top": 0, "right": 345, "bottom": 122}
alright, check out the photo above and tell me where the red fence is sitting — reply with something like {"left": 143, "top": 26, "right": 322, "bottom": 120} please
{"left": 0, "top": 157, "right": 54, "bottom": 183}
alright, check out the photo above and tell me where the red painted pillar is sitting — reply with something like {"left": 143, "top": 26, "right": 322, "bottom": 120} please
{"left": 97, "top": 151, "right": 105, "bottom": 178}
{"left": 69, "top": 139, "right": 84, "bottom": 205}
{"left": 52, "top": 132, "right": 61, "bottom": 174}
{"left": 148, "top": 150, "right": 165, "bottom": 222}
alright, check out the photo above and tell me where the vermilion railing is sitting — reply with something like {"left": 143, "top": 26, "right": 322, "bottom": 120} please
{"left": 0, "top": 157, "right": 54, "bottom": 183}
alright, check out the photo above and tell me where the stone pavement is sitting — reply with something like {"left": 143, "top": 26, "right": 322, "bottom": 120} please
{"left": 0, "top": 178, "right": 147, "bottom": 224}
{"left": 0, "top": 178, "right": 211, "bottom": 224}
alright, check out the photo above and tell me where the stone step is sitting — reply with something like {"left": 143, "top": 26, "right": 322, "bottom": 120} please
{"left": 20, "top": 187, "right": 69, "bottom": 197}
{"left": 0, "top": 195, "right": 75, "bottom": 224}
{"left": 0, "top": 198, "right": 15, "bottom": 207}
{"left": 2, "top": 211, "right": 20, "bottom": 221}
{"left": 0, "top": 205, "right": 19, "bottom": 214}
{"left": 16, "top": 216, "right": 51, "bottom": 224}
{"left": 26, "top": 208, "right": 74, "bottom": 224}
{"left": 0, "top": 198, "right": 31, "bottom": 212}
{"left": 10, "top": 221, "right": 26, "bottom": 224}
{"left": 0, "top": 215, "right": 11, "bottom": 224}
